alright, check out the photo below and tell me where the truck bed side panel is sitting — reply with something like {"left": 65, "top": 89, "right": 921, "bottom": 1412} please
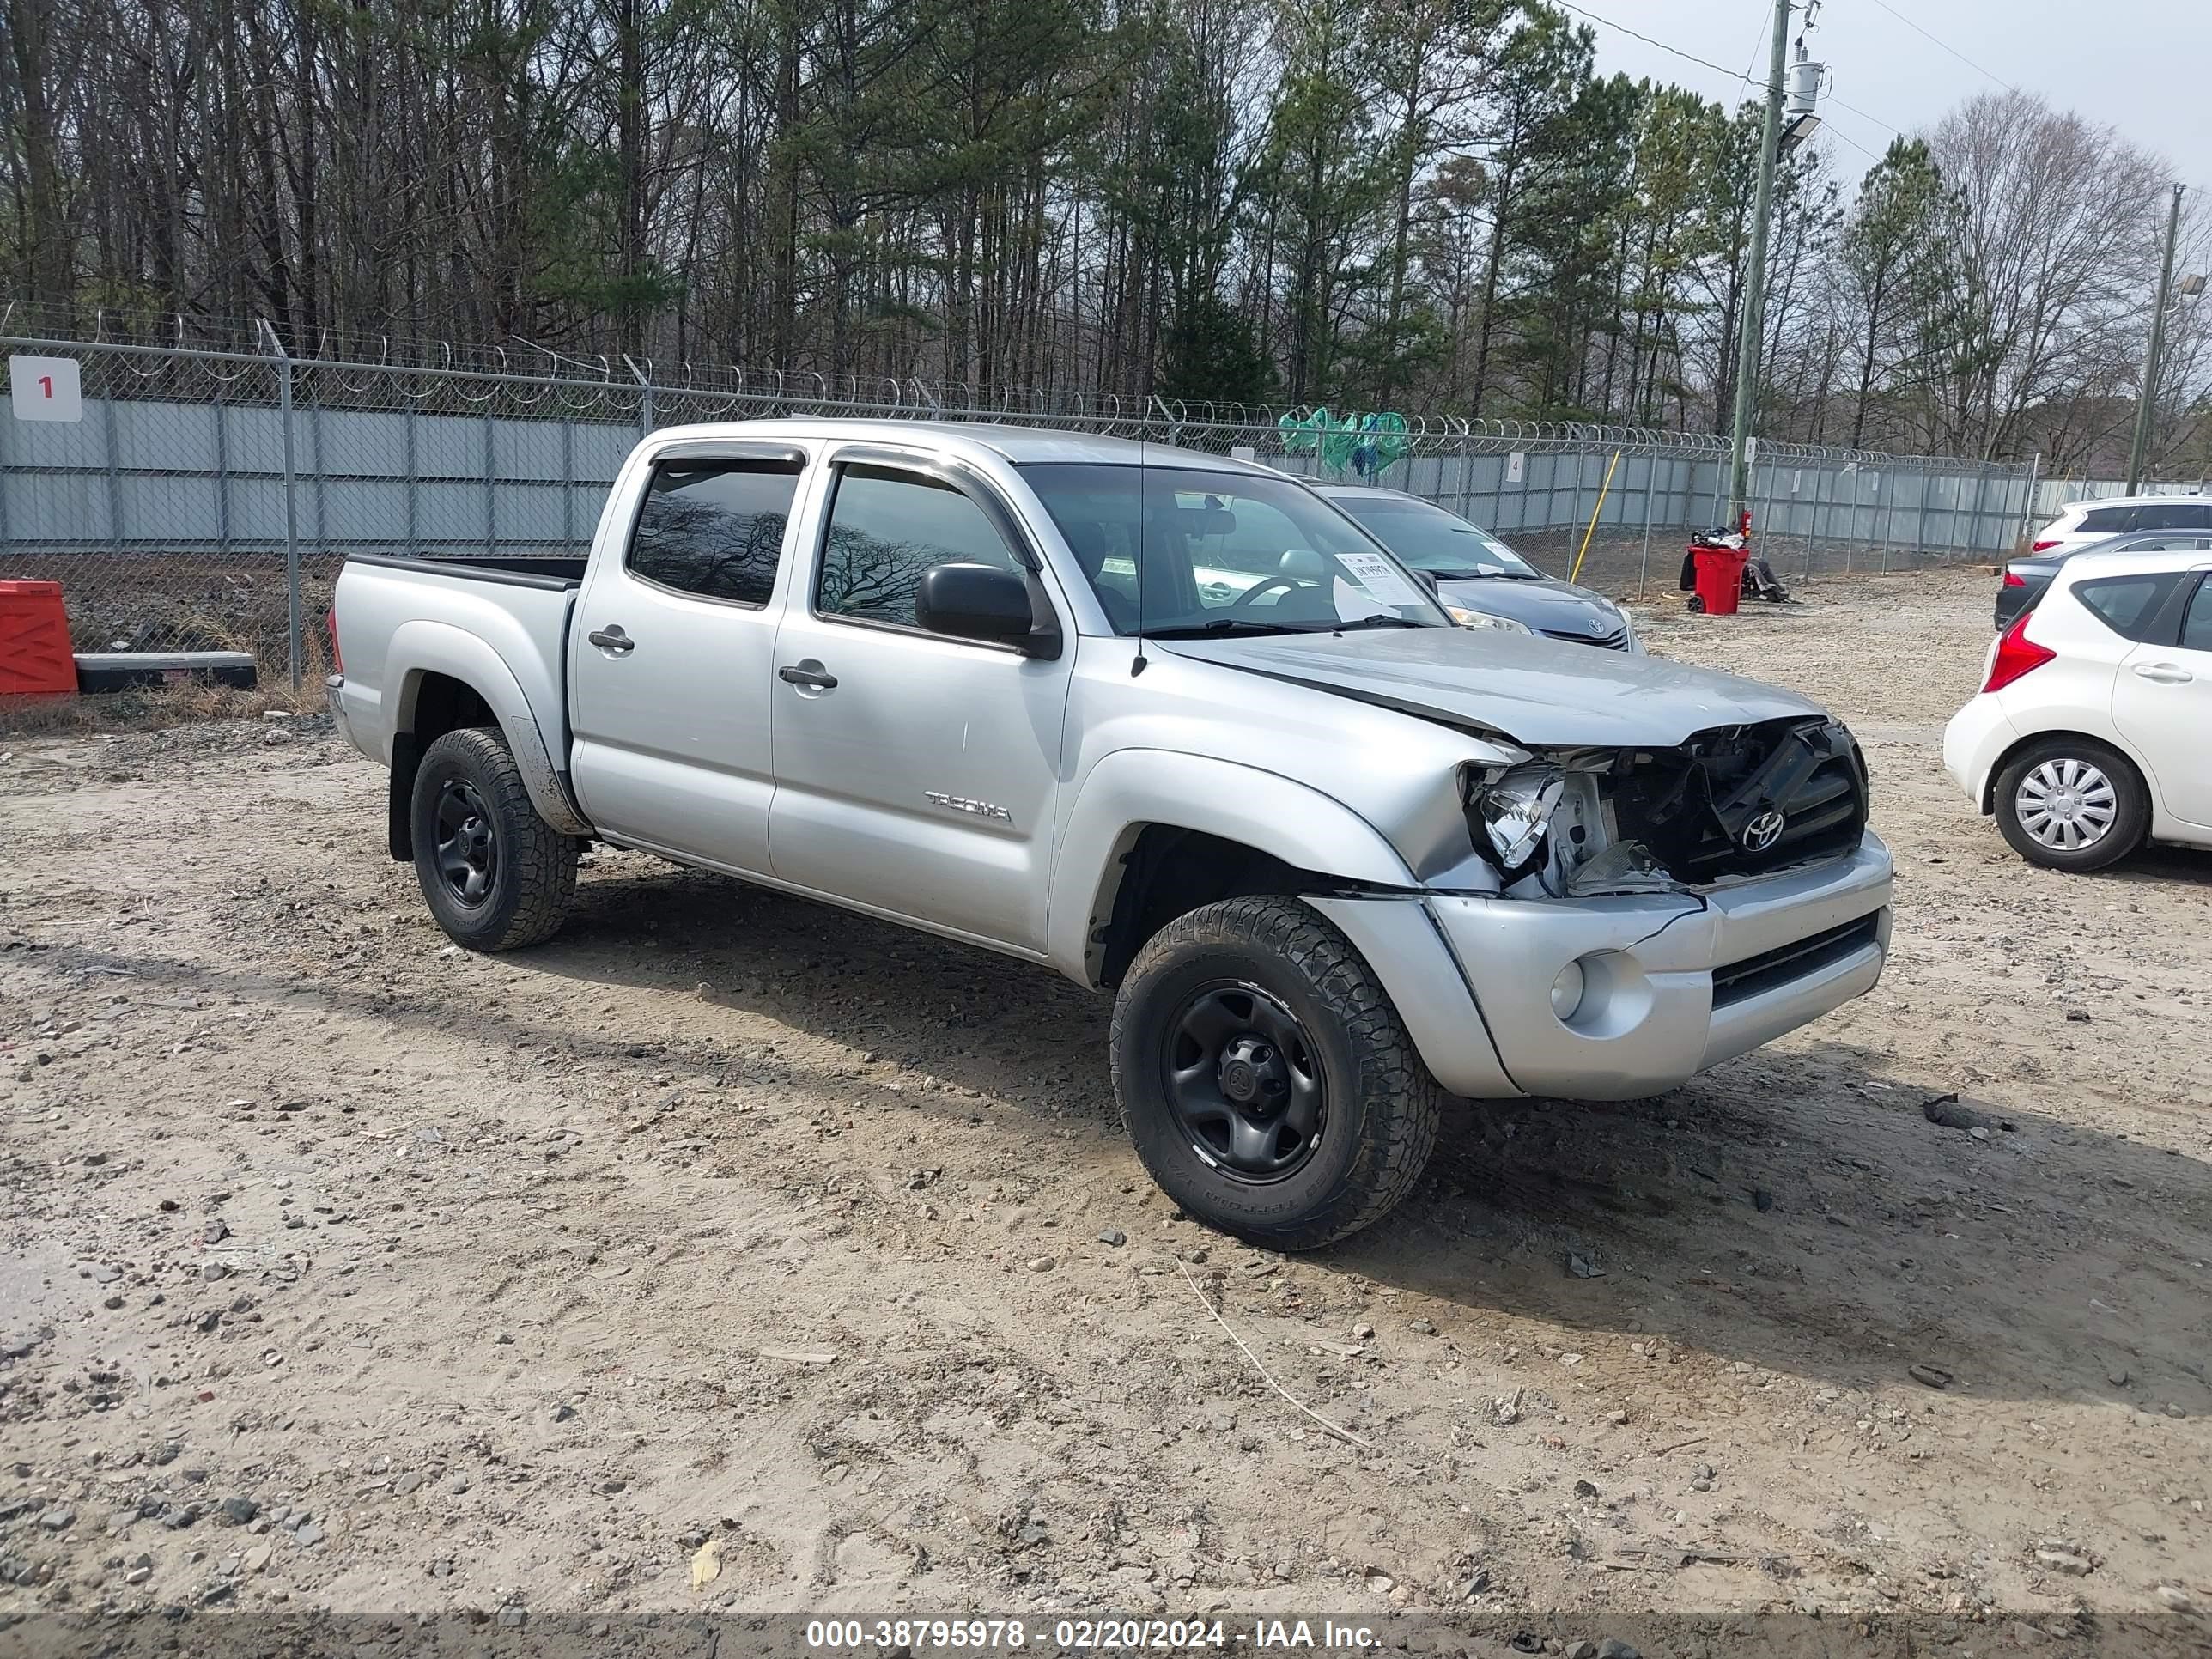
{"left": 332, "top": 556, "right": 577, "bottom": 778}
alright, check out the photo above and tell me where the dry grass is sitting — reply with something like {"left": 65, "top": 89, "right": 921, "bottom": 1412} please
{"left": 0, "top": 631, "right": 330, "bottom": 739}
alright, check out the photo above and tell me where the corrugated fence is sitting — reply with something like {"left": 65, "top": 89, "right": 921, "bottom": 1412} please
{"left": 1, "top": 330, "right": 2045, "bottom": 686}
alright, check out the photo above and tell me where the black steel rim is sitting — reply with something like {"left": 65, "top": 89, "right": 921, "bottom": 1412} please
{"left": 433, "top": 776, "right": 499, "bottom": 909}
{"left": 1159, "top": 981, "right": 1326, "bottom": 1182}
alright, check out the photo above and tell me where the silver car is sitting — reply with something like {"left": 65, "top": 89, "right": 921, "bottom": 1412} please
{"left": 1310, "top": 483, "right": 1640, "bottom": 651}
{"left": 327, "top": 421, "right": 1893, "bottom": 1249}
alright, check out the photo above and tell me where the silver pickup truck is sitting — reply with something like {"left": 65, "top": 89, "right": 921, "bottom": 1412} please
{"left": 328, "top": 419, "right": 1893, "bottom": 1247}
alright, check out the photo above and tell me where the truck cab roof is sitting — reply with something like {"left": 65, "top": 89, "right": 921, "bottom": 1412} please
{"left": 642, "top": 417, "right": 1272, "bottom": 477}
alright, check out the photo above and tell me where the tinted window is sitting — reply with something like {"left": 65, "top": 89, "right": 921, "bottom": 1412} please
{"left": 2075, "top": 573, "right": 2182, "bottom": 641}
{"left": 2076, "top": 506, "right": 2136, "bottom": 533}
{"left": 628, "top": 461, "right": 799, "bottom": 604}
{"left": 817, "top": 465, "right": 1021, "bottom": 629}
{"left": 2184, "top": 578, "right": 2212, "bottom": 653}
{"left": 2131, "top": 501, "right": 2210, "bottom": 532}
{"left": 2116, "top": 534, "right": 2212, "bottom": 553}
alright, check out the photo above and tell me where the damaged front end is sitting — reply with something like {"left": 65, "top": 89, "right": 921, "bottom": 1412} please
{"left": 1462, "top": 716, "right": 1869, "bottom": 898}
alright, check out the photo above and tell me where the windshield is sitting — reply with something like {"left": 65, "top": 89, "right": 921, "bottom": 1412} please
{"left": 1018, "top": 463, "right": 1452, "bottom": 636}
{"left": 1326, "top": 495, "right": 1543, "bottom": 579}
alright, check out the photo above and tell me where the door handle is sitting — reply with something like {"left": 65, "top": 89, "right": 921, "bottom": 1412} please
{"left": 2131, "top": 662, "right": 2193, "bottom": 684}
{"left": 587, "top": 624, "right": 635, "bottom": 655}
{"left": 777, "top": 662, "right": 838, "bottom": 691}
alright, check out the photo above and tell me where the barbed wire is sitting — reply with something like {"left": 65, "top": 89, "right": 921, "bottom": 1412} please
{"left": 0, "top": 305, "right": 2034, "bottom": 475}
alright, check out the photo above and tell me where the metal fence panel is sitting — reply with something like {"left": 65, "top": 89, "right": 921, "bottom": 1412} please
{"left": 3, "top": 330, "right": 2046, "bottom": 686}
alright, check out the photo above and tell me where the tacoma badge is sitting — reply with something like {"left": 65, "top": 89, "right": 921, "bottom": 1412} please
{"left": 926, "top": 791, "right": 1012, "bottom": 823}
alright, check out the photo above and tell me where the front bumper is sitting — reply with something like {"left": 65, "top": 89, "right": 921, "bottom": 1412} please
{"left": 1310, "top": 831, "right": 1893, "bottom": 1101}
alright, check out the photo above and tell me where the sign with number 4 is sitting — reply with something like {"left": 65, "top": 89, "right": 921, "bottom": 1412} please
{"left": 10, "top": 355, "right": 82, "bottom": 422}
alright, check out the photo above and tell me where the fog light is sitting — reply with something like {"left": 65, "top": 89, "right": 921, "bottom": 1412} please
{"left": 1550, "top": 960, "right": 1587, "bottom": 1021}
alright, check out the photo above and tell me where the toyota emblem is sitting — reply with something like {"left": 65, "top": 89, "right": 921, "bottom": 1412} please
{"left": 1740, "top": 809, "right": 1786, "bottom": 854}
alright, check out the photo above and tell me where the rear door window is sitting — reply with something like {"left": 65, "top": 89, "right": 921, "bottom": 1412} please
{"left": 627, "top": 460, "right": 803, "bottom": 605}
{"left": 2075, "top": 573, "right": 2184, "bottom": 642}
{"left": 2076, "top": 506, "right": 2137, "bottom": 533}
{"left": 2131, "top": 501, "right": 2211, "bottom": 532}
{"left": 2183, "top": 578, "right": 2212, "bottom": 653}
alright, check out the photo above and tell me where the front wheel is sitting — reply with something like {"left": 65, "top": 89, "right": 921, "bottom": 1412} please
{"left": 1109, "top": 896, "right": 1442, "bottom": 1250}
{"left": 410, "top": 726, "right": 579, "bottom": 950}
{"left": 1992, "top": 736, "right": 2148, "bottom": 872}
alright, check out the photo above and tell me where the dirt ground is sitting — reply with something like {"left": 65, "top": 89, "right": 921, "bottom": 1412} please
{"left": 3, "top": 567, "right": 2209, "bottom": 1650}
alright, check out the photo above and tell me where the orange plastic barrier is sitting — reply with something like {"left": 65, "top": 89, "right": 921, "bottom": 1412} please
{"left": 0, "top": 580, "right": 78, "bottom": 695}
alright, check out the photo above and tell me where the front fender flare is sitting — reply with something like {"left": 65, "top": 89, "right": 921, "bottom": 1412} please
{"left": 1048, "top": 749, "right": 1418, "bottom": 985}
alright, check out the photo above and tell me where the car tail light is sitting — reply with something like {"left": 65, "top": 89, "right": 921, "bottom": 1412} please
{"left": 1982, "top": 611, "right": 2054, "bottom": 694}
{"left": 2002, "top": 570, "right": 2026, "bottom": 587}
{"left": 325, "top": 607, "right": 343, "bottom": 675}
{"left": 2031, "top": 538, "right": 2060, "bottom": 551}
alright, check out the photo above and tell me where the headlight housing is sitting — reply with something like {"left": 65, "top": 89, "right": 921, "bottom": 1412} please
{"left": 1468, "top": 761, "right": 1565, "bottom": 874}
{"left": 1447, "top": 605, "right": 1533, "bottom": 635}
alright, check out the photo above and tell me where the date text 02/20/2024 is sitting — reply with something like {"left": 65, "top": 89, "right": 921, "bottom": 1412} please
{"left": 803, "top": 1620, "right": 1382, "bottom": 1650}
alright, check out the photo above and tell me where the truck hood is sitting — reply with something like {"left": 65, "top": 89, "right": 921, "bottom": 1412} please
{"left": 1158, "top": 627, "right": 1827, "bottom": 747}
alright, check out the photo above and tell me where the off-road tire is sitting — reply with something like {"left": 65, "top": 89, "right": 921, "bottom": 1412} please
{"left": 410, "top": 726, "right": 578, "bottom": 951}
{"left": 1992, "top": 735, "right": 2148, "bottom": 873}
{"left": 1110, "top": 896, "right": 1443, "bottom": 1250}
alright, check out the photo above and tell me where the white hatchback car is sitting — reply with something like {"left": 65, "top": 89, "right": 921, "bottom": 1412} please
{"left": 2028, "top": 494, "right": 2212, "bottom": 557}
{"left": 1944, "top": 546, "right": 2212, "bottom": 871}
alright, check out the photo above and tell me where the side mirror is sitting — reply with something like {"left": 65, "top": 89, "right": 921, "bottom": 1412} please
{"left": 915, "top": 562, "right": 1049, "bottom": 653}
{"left": 1413, "top": 569, "right": 1441, "bottom": 594}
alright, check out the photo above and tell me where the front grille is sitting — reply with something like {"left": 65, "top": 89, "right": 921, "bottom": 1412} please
{"left": 1712, "top": 913, "right": 1881, "bottom": 1007}
{"left": 1611, "top": 717, "right": 1869, "bottom": 882}
{"left": 1541, "top": 625, "right": 1630, "bottom": 650}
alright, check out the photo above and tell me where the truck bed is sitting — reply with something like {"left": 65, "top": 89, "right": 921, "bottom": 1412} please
{"left": 331, "top": 552, "right": 580, "bottom": 772}
{"left": 346, "top": 551, "right": 586, "bottom": 589}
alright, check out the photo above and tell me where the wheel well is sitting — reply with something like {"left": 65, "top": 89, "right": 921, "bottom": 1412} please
{"left": 388, "top": 672, "right": 499, "bottom": 860}
{"left": 1980, "top": 729, "right": 2143, "bottom": 815}
{"left": 1093, "top": 826, "right": 1304, "bottom": 988}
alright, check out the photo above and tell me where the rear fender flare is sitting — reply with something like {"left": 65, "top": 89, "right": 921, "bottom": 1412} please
{"left": 389, "top": 620, "right": 590, "bottom": 836}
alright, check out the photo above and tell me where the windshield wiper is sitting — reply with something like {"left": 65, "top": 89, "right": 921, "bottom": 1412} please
{"left": 1141, "top": 618, "right": 1302, "bottom": 639}
{"left": 1318, "top": 615, "right": 1429, "bottom": 631}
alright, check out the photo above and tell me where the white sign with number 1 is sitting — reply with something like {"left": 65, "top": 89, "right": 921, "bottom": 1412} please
{"left": 10, "top": 355, "right": 82, "bottom": 422}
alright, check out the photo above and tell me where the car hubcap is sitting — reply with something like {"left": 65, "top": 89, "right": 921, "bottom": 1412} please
{"left": 434, "top": 778, "right": 499, "bottom": 908}
{"left": 2016, "top": 758, "right": 2117, "bottom": 851}
{"left": 1160, "top": 983, "right": 1325, "bottom": 1181}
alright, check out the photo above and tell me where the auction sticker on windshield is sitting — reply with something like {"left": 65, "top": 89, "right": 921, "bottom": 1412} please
{"left": 1334, "top": 550, "right": 1425, "bottom": 609}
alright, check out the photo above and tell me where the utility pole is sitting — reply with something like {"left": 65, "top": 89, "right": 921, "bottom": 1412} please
{"left": 2124, "top": 182, "right": 2185, "bottom": 495}
{"left": 1728, "top": 0, "right": 1791, "bottom": 530}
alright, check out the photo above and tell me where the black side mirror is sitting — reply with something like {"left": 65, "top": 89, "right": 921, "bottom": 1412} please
{"left": 1413, "top": 569, "right": 1440, "bottom": 594}
{"left": 915, "top": 562, "right": 1054, "bottom": 654}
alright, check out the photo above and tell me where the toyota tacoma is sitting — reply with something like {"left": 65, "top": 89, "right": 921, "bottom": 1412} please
{"left": 327, "top": 421, "right": 1893, "bottom": 1247}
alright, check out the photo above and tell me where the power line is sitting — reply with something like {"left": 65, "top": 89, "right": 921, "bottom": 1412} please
{"left": 1826, "top": 92, "right": 1899, "bottom": 137}
{"left": 1548, "top": 0, "right": 1778, "bottom": 94}
{"left": 1552, "top": 0, "right": 1885, "bottom": 162}
{"left": 1865, "top": 0, "right": 2019, "bottom": 94}
{"left": 1818, "top": 116, "right": 1884, "bottom": 163}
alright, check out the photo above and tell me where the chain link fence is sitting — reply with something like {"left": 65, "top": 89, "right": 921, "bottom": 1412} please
{"left": 2, "top": 326, "right": 2045, "bottom": 689}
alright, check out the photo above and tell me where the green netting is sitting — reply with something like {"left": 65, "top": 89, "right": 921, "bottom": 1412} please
{"left": 1276, "top": 408, "right": 1412, "bottom": 481}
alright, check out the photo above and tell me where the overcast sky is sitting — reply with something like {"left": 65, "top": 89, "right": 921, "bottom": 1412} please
{"left": 1578, "top": 0, "right": 2212, "bottom": 205}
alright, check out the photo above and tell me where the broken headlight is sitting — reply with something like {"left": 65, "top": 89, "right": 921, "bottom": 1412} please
{"left": 1468, "top": 760, "right": 1565, "bottom": 875}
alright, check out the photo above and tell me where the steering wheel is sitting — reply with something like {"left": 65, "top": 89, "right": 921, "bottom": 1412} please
{"left": 1228, "top": 574, "right": 1306, "bottom": 611}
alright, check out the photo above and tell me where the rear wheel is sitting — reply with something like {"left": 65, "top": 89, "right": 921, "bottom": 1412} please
{"left": 1993, "top": 736, "right": 2148, "bottom": 872}
{"left": 1110, "top": 896, "right": 1441, "bottom": 1250}
{"left": 410, "top": 726, "right": 578, "bottom": 949}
